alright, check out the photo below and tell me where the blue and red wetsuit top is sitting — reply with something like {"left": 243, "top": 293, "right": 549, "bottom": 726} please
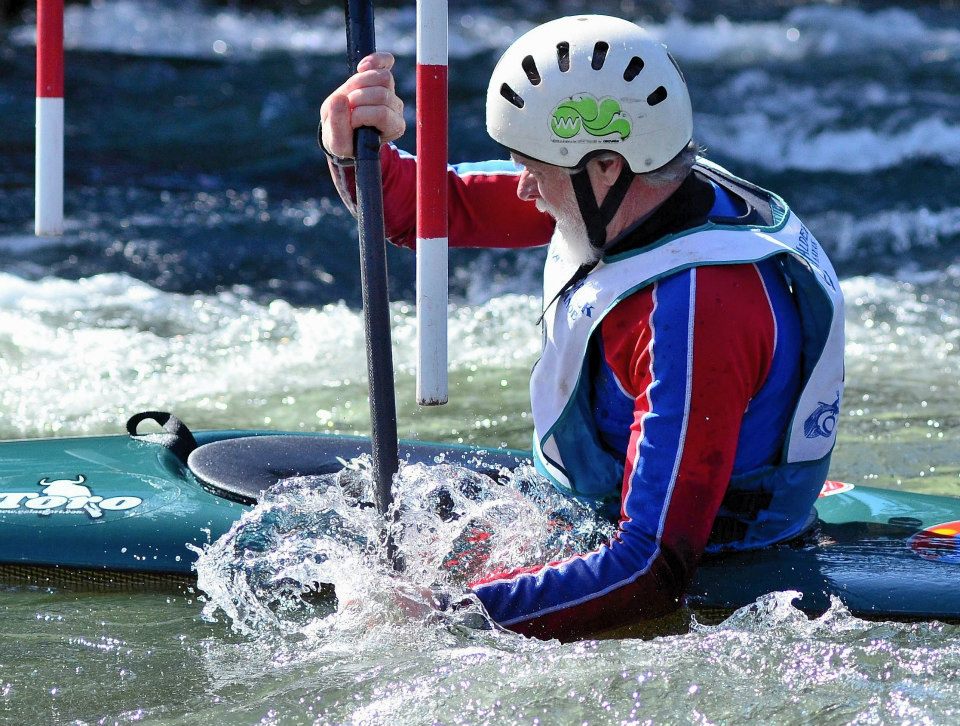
{"left": 338, "top": 146, "right": 809, "bottom": 640}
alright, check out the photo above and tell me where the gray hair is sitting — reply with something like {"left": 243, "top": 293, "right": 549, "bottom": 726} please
{"left": 589, "top": 139, "right": 702, "bottom": 188}
{"left": 637, "top": 139, "right": 702, "bottom": 188}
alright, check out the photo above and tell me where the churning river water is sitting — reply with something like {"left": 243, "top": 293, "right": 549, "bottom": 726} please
{"left": 2, "top": 0, "right": 960, "bottom": 723}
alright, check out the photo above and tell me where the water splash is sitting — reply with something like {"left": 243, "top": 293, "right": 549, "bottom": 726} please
{"left": 649, "top": 593, "right": 960, "bottom": 725}
{"left": 193, "top": 459, "right": 615, "bottom": 638}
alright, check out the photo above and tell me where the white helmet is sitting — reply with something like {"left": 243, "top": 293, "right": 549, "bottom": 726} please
{"left": 486, "top": 15, "right": 692, "bottom": 173}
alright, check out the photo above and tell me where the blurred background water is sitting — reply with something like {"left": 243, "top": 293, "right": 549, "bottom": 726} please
{"left": 2, "top": 1, "right": 960, "bottom": 723}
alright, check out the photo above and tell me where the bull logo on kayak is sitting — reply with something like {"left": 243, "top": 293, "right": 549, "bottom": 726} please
{"left": 38, "top": 475, "right": 103, "bottom": 518}
{"left": 803, "top": 393, "right": 840, "bottom": 439}
{"left": 551, "top": 94, "right": 631, "bottom": 141}
{"left": 0, "top": 475, "right": 143, "bottom": 518}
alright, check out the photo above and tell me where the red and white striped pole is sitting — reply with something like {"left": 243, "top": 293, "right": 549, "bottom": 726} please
{"left": 36, "top": 0, "right": 64, "bottom": 236}
{"left": 415, "top": 0, "right": 448, "bottom": 405}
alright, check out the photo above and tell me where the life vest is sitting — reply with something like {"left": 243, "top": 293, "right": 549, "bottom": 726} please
{"left": 531, "top": 159, "right": 845, "bottom": 551}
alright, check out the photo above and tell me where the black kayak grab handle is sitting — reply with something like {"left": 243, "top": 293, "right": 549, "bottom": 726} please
{"left": 126, "top": 411, "right": 198, "bottom": 465}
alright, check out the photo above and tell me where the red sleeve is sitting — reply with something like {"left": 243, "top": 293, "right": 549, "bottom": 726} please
{"left": 335, "top": 145, "right": 555, "bottom": 249}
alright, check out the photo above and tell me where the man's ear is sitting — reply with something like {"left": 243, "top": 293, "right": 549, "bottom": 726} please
{"left": 587, "top": 154, "right": 626, "bottom": 189}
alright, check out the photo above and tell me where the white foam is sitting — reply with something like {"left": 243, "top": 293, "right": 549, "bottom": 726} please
{"left": 663, "top": 6, "right": 959, "bottom": 64}
{"left": 842, "top": 268, "right": 960, "bottom": 373}
{"left": 812, "top": 207, "right": 960, "bottom": 262}
{"left": 9, "top": 0, "right": 528, "bottom": 60}
{"left": 5, "top": 265, "right": 960, "bottom": 440}
{"left": 695, "top": 64, "right": 960, "bottom": 173}
{"left": 13, "top": 0, "right": 345, "bottom": 58}
{"left": 0, "top": 273, "right": 541, "bottom": 436}
{"left": 700, "top": 114, "right": 960, "bottom": 173}
{"left": 10, "top": 1, "right": 957, "bottom": 63}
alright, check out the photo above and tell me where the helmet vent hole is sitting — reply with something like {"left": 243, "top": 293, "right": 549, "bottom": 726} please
{"left": 647, "top": 85, "right": 668, "bottom": 106}
{"left": 591, "top": 42, "right": 609, "bottom": 70}
{"left": 623, "top": 56, "right": 644, "bottom": 82}
{"left": 521, "top": 55, "right": 541, "bottom": 85}
{"left": 500, "top": 83, "right": 525, "bottom": 109}
{"left": 556, "top": 42, "right": 570, "bottom": 72}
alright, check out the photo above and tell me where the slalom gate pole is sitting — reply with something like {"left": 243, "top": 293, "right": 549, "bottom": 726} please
{"left": 36, "top": 0, "right": 64, "bottom": 236}
{"left": 342, "top": 0, "right": 400, "bottom": 565}
{"left": 415, "top": 0, "right": 449, "bottom": 406}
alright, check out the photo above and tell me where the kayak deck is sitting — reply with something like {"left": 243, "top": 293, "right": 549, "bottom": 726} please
{"left": 690, "top": 484, "right": 960, "bottom": 621}
{"left": 2, "top": 430, "right": 960, "bottom": 623}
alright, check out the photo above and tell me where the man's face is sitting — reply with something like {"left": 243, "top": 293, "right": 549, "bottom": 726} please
{"left": 512, "top": 154, "right": 573, "bottom": 213}
{"left": 511, "top": 153, "right": 595, "bottom": 265}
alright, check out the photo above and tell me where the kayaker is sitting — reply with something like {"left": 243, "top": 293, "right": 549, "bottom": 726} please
{"left": 319, "top": 15, "right": 845, "bottom": 641}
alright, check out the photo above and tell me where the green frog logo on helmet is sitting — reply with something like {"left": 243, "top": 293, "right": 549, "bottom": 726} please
{"left": 550, "top": 94, "right": 632, "bottom": 141}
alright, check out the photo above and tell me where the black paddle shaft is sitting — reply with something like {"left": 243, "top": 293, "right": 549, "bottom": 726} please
{"left": 343, "top": 0, "right": 399, "bottom": 527}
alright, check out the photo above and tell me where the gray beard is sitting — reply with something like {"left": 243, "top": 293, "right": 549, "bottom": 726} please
{"left": 536, "top": 198, "right": 598, "bottom": 267}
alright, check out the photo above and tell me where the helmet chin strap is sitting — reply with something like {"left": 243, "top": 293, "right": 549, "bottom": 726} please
{"left": 569, "top": 165, "right": 636, "bottom": 250}
{"left": 534, "top": 165, "right": 636, "bottom": 326}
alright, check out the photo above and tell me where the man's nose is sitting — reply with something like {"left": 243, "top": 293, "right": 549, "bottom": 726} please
{"left": 516, "top": 170, "right": 540, "bottom": 202}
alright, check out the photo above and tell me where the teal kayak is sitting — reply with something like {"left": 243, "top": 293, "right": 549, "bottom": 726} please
{"left": 2, "top": 417, "right": 960, "bottom": 621}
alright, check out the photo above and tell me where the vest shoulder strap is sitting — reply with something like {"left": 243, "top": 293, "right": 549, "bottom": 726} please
{"left": 693, "top": 161, "right": 783, "bottom": 228}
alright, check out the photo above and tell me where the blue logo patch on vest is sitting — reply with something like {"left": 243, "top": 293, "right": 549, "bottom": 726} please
{"left": 803, "top": 393, "right": 840, "bottom": 439}
{"left": 561, "top": 279, "right": 595, "bottom": 321}
{"left": 560, "top": 278, "right": 587, "bottom": 308}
